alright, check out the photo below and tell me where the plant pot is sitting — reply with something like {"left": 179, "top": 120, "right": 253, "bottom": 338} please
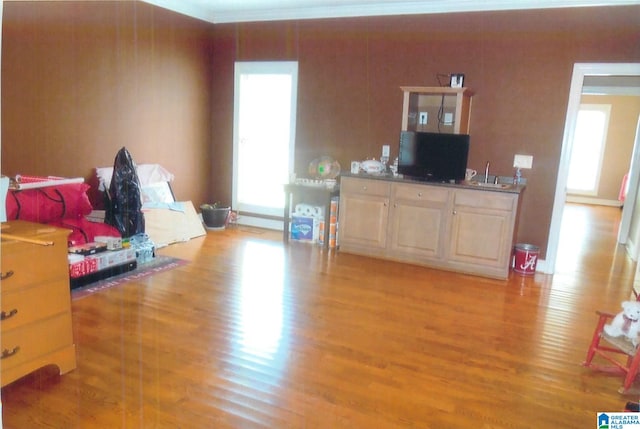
{"left": 200, "top": 205, "right": 231, "bottom": 229}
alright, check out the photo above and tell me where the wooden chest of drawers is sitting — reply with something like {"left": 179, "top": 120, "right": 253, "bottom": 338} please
{"left": 1, "top": 220, "right": 76, "bottom": 386}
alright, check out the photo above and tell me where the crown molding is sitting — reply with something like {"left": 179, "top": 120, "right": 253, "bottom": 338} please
{"left": 141, "top": 0, "right": 640, "bottom": 24}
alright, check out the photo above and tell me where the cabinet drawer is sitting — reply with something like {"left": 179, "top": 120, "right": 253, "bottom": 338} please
{"left": 1, "top": 280, "right": 71, "bottom": 331}
{"left": 1, "top": 242, "right": 68, "bottom": 292}
{"left": 1, "top": 312, "right": 73, "bottom": 372}
{"left": 454, "top": 189, "right": 516, "bottom": 211}
{"left": 393, "top": 183, "right": 450, "bottom": 203}
{"left": 341, "top": 177, "right": 390, "bottom": 197}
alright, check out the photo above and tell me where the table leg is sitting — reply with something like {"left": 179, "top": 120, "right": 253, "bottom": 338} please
{"left": 283, "top": 190, "right": 291, "bottom": 243}
{"left": 323, "top": 196, "right": 331, "bottom": 248}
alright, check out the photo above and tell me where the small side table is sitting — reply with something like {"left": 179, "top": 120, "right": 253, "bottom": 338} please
{"left": 283, "top": 184, "right": 340, "bottom": 247}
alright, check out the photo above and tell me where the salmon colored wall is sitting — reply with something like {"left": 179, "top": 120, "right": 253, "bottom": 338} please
{"left": 1, "top": 1, "right": 214, "bottom": 207}
{"left": 210, "top": 6, "right": 640, "bottom": 258}
{"left": 572, "top": 95, "right": 640, "bottom": 202}
{"left": 2, "top": 3, "right": 639, "bottom": 258}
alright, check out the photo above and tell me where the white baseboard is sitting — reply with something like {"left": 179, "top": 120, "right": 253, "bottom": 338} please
{"left": 626, "top": 238, "right": 639, "bottom": 262}
{"left": 236, "top": 214, "right": 283, "bottom": 231}
{"left": 535, "top": 259, "right": 550, "bottom": 274}
{"left": 565, "top": 195, "right": 622, "bottom": 207}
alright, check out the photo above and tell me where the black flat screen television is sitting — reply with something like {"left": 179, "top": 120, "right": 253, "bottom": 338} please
{"left": 398, "top": 131, "right": 470, "bottom": 183}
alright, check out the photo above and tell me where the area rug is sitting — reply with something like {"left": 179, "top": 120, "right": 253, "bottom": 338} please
{"left": 71, "top": 255, "right": 188, "bottom": 300}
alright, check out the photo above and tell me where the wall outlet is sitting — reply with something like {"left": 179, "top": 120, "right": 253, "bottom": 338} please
{"left": 419, "top": 112, "right": 428, "bottom": 125}
{"left": 443, "top": 112, "right": 453, "bottom": 125}
{"left": 382, "top": 145, "right": 390, "bottom": 157}
{"left": 513, "top": 154, "right": 533, "bottom": 169}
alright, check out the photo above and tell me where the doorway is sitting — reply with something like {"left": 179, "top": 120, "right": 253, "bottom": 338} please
{"left": 546, "top": 63, "right": 640, "bottom": 274}
{"left": 566, "top": 104, "right": 612, "bottom": 196}
{"left": 232, "top": 61, "right": 298, "bottom": 230}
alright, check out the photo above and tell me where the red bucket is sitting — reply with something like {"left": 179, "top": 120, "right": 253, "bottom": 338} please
{"left": 513, "top": 243, "right": 539, "bottom": 275}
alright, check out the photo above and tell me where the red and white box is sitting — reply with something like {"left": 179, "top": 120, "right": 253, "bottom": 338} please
{"left": 94, "top": 235, "right": 123, "bottom": 250}
{"left": 88, "top": 248, "right": 137, "bottom": 271}
{"left": 69, "top": 257, "right": 99, "bottom": 278}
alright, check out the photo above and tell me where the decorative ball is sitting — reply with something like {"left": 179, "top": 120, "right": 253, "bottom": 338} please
{"left": 308, "top": 156, "right": 341, "bottom": 179}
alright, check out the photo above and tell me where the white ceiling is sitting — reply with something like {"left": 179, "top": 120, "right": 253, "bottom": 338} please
{"left": 141, "top": 0, "right": 640, "bottom": 24}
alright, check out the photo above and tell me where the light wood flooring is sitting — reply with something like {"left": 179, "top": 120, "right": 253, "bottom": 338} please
{"left": 2, "top": 203, "right": 638, "bottom": 428}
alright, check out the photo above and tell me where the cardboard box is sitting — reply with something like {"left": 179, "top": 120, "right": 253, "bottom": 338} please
{"left": 94, "top": 235, "right": 123, "bottom": 250}
{"left": 291, "top": 215, "right": 320, "bottom": 242}
{"left": 318, "top": 220, "right": 338, "bottom": 248}
{"left": 68, "top": 242, "right": 107, "bottom": 256}
{"left": 69, "top": 257, "right": 99, "bottom": 278}
{"left": 143, "top": 200, "right": 206, "bottom": 248}
{"left": 88, "top": 248, "right": 137, "bottom": 271}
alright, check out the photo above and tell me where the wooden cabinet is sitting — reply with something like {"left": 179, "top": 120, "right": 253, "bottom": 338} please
{"left": 338, "top": 177, "right": 390, "bottom": 252}
{"left": 1, "top": 221, "right": 76, "bottom": 386}
{"left": 388, "top": 182, "right": 450, "bottom": 261}
{"left": 448, "top": 189, "right": 519, "bottom": 279}
{"left": 400, "top": 86, "right": 473, "bottom": 134}
{"left": 339, "top": 176, "right": 523, "bottom": 279}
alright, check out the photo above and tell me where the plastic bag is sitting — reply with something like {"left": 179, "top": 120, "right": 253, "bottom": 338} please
{"left": 129, "top": 233, "right": 155, "bottom": 264}
{"left": 104, "top": 147, "right": 145, "bottom": 238}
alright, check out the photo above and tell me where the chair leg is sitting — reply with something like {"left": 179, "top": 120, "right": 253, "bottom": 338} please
{"left": 584, "top": 314, "right": 610, "bottom": 366}
{"left": 621, "top": 354, "right": 640, "bottom": 393}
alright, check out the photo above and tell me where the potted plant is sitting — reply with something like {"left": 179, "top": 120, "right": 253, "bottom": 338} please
{"left": 200, "top": 202, "right": 231, "bottom": 230}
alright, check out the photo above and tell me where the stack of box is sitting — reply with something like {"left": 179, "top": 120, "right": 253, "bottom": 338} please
{"left": 68, "top": 245, "right": 136, "bottom": 279}
{"left": 318, "top": 197, "right": 339, "bottom": 248}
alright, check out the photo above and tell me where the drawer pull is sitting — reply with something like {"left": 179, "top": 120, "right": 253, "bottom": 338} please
{"left": 0, "top": 309, "right": 18, "bottom": 320}
{"left": 418, "top": 192, "right": 422, "bottom": 197}
{"left": 1, "top": 270, "right": 14, "bottom": 281}
{"left": 1, "top": 346, "right": 20, "bottom": 360}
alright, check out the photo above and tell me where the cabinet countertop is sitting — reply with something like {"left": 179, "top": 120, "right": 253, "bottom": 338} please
{"left": 340, "top": 173, "right": 526, "bottom": 194}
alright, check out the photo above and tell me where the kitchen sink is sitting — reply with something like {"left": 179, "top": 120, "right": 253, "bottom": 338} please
{"left": 467, "top": 181, "right": 515, "bottom": 190}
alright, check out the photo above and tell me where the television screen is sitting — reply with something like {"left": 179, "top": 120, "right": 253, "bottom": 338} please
{"left": 398, "top": 131, "right": 470, "bottom": 183}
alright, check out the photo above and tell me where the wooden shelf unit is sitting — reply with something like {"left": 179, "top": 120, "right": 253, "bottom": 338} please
{"left": 400, "top": 86, "right": 474, "bottom": 134}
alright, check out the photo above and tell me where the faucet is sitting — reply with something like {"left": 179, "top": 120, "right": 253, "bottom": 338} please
{"left": 484, "top": 161, "right": 490, "bottom": 183}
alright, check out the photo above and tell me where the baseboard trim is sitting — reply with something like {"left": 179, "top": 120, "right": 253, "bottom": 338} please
{"left": 236, "top": 214, "right": 283, "bottom": 231}
{"left": 626, "top": 238, "right": 639, "bottom": 262}
{"left": 535, "top": 259, "right": 549, "bottom": 274}
{"left": 565, "top": 196, "right": 622, "bottom": 207}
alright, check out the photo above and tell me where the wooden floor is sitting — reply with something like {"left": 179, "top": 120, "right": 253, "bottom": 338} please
{"left": 2, "top": 203, "right": 638, "bottom": 428}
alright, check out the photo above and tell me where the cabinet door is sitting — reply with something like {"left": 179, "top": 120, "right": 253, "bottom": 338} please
{"left": 389, "top": 183, "right": 450, "bottom": 260}
{"left": 338, "top": 178, "right": 390, "bottom": 251}
{"left": 448, "top": 190, "right": 516, "bottom": 270}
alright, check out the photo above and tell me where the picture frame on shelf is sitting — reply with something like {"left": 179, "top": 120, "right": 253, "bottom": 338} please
{"left": 450, "top": 74, "right": 465, "bottom": 88}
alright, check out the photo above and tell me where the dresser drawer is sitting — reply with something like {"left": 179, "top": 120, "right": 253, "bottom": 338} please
{"left": 453, "top": 189, "right": 517, "bottom": 211}
{"left": 1, "top": 280, "right": 71, "bottom": 331}
{"left": 1, "top": 312, "right": 74, "bottom": 372}
{"left": 393, "top": 183, "right": 450, "bottom": 203}
{"left": 341, "top": 177, "right": 390, "bottom": 197}
{"left": 1, "top": 240, "right": 69, "bottom": 292}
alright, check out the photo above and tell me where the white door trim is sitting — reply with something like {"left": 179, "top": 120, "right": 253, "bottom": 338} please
{"left": 232, "top": 61, "right": 298, "bottom": 229}
{"left": 544, "top": 63, "right": 640, "bottom": 274}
